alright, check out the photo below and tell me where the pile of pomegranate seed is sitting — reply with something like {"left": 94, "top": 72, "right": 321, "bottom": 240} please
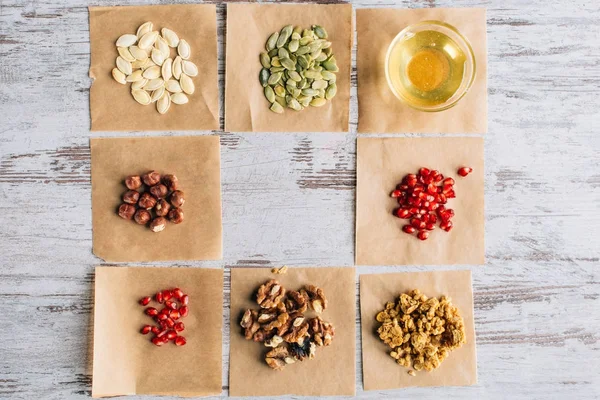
{"left": 391, "top": 167, "right": 472, "bottom": 240}
{"left": 139, "top": 288, "right": 189, "bottom": 346}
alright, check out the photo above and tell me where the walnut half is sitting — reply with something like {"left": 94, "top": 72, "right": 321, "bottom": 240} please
{"left": 303, "top": 285, "right": 327, "bottom": 313}
{"left": 309, "top": 316, "right": 335, "bottom": 346}
{"left": 256, "top": 279, "right": 287, "bottom": 309}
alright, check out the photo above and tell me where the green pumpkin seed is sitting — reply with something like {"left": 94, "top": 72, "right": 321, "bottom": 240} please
{"left": 293, "top": 26, "right": 303, "bottom": 35}
{"left": 270, "top": 101, "right": 284, "bottom": 113}
{"left": 307, "top": 41, "right": 322, "bottom": 53}
{"left": 291, "top": 32, "right": 301, "bottom": 41}
{"left": 310, "top": 98, "right": 327, "bottom": 107}
{"left": 286, "top": 80, "right": 297, "bottom": 88}
{"left": 259, "top": 68, "right": 270, "bottom": 87}
{"left": 274, "top": 95, "right": 286, "bottom": 107}
{"left": 280, "top": 57, "right": 296, "bottom": 71}
{"left": 297, "top": 55, "right": 309, "bottom": 69}
{"left": 268, "top": 48, "right": 278, "bottom": 58}
{"left": 288, "top": 98, "right": 302, "bottom": 111}
{"left": 315, "top": 53, "right": 328, "bottom": 62}
{"left": 317, "top": 89, "right": 326, "bottom": 98}
{"left": 325, "top": 83, "right": 337, "bottom": 100}
{"left": 288, "top": 39, "right": 299, "bottom": 52}
{"left": 304, "top": 70, "right": 322, "bottom": 80}
{"left": 268, "top": 72, "right": 283, "bottom": 85}
{"left": 260, "top": 52, "right": 271, "bottom": 69}
{"left": 278, "top": 48, "right": 289, "bottom": 59}
{"left": 312, "top": 79, "right": 328, "bottom": 90}
{"left": 276, "top": 25, "right": 293, "bottom": 48}
{"left": 323, "top": 47, "right": 332, "bottom": 57}
{"left": 288, "top": 71, "right": 302, "bottom": 82}
{"left": 321, "top": 41, "right": 332, "bottom": 49}
{"left": 270, "top": 66, "right": 285, "bottom": 73}
{"left": 266, "top": 32, "right": 279, "bottom": 51}
{"left": 322, "top": 59, "right": 338, "bottom": 72}
{"left": 299, "top": 78, "right": 308, "bottom": 89}
{"left": 298, "top": 95, "right": 312, "bottom": 107}
{"left": 299, "top": 36, "right": 313, "bottom": 46}
{"left": 271, "top": 56, "right": 281, "bottom": 67}
{"left": 264, "top": 85, "right": 275, "bottom": 103}
{"left": 321, "top": 71, "right": 336, "bottom": 81}
{"left": 296, "top": 46, "right": 310, "bottom": 55}
{"left": 313, "top": 25, "right": 328, "bottom": 39}
{"left": 301, "top": 88, "right": 318, "bottom": 96}
{"left": 302, "top": 29, "right": 312, "bottom": 37}
{"left": 274, "top": 85, "right": 286, "bottom": 97}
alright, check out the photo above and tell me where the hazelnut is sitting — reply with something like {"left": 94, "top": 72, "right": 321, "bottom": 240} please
{"left": 168, "top": 208, "right": 184, "bottom": 224}
{"left": 125, "top": 175, "right": 142, "bottom": 190}
{"left": 170, "top": 190, "right": 185, "bottom": 207}
{"left": 155, "top": 199, "right": 171, "bottom": 217}
{"left": 150, "top": 184, "right": 168, "bottom": 199}
{"left": 162, "top": 174, "right": 179, "bottom": 191}
{"left": 134, "top": 209, "right": 151, "bottom": 225}
{"left": 138, "top": 192, "right": 157, "bottom": 209}
{"left": 122, "top": 190, "right": 140, "bottom": 204}
{"left": 142, "top": 170, "right": 161, "bottom": 186}
{"left": 149, "top": 217, "right": 167, "bottom": 233}
{"left": 118, "top": 203, "right": 136, "bottom": 220}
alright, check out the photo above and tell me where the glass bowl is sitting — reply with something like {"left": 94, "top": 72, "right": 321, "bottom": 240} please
{"left": 385, "top": 20, "right": 476, "bottom": 112}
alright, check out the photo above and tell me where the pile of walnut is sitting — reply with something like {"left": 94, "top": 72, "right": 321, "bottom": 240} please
{"left": 376, "top": 289, "right": 466, "bottom": 375}
{"left": 240, "top": 279, "right": 335, "bottom": 371}
{"left": 117, "top": 170, "right": 184, "bottom": 232}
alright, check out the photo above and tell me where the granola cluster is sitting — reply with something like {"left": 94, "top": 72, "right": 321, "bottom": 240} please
{"left": 375, "top": 289, "right": 466, "bottom": 374}
{"left": 240, "top": 279, "right": 335, "bottom": 371}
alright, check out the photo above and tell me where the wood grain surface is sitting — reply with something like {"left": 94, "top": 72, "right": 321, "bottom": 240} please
{"left": 0, "top": 0, "right": 599, "bottom": 399}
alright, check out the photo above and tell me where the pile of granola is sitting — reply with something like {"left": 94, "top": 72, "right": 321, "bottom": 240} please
{"left": 375, "top": 289, "right": 466, "bottom": 375}
{"left": 240, "top": 279, "right": 335, "bottom": 370}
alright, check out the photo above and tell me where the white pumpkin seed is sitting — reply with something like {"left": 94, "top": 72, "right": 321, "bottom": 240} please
{"left": 157, "top": 92, "right": 171, "bottom": 114}
{"left": 131, "top": 89, "right": 151, "bottom": 105}
{"left": 151, "top": 47, "right": 165, "bottom": 66}
{"left": 172, "top": 56, "right": 182, "bottom": 80}
{"left": 131, "top": 59, "right": 145, "bottom": 69}
{"left": 161, "top": 28, "right": 180, "bottom": 47}
{"left": 111, "top": 68, "right": 126, "bottom": 84}
{"left": 165, "top": 79, "right": 182, "bottom": 93}
{"left": 155, "top": 35, "right": 170, "bottom": 59}
{"left": 161, "top": 58, "right": 173, "bottom": 81}
{"left": 141, "top": 58, "right": 156, "bottom": 70}
{"left": 177, "top": 39, "right": 190, "bottom": 60}
{"left": 170, "top": 92, "right": 188, "bottom": 105}
{"left": 116, "top": 34, "right": 137, "bottom": 47}
{"left": 151, "top": 86, "right": 165, "bottom": 103}
{"left": 136, "top": 22, "right": 153, "bottom": 39}
{"left": 138, "top": 31, "right": 158, "bottom": 50}
{"left": 143, "top": 78, "right": 164, "bottom": 91}
{"left": 116, "top": 56, "right": 132, "bottom": 75}
{"left": 131, "top": 79, "right": 148, "bottom": 90}
{"left": 118, "top": 47, "right": 136, "bottom": 62}
{"left": 179, "top": 73, "right": 195, "bottom": 94}
{"left": 182, "top": 60, "right": 198, "bottom": 77}
{"left": 142, "top": 65, "right": 161, "bottom": 79}
{"left": 125, "top": 70, "right": 143, "bottom": 82}
{"left": 129, "top": 46, "right": 148, "bottom": 61}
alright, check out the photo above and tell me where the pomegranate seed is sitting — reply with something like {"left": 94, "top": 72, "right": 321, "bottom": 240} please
{"left": 179, "top": 306, "right": 189, "bottom": 317}
{"left": 166, "top": 318, "right": 175, "bottom": 328}
{"left": 139, "top": 296, "right": 151, "bottom": 306}
{"left": 157, "top": 312, "right": 168, "bottom": 321}
{"left": 445, "top": 209, "right": 455, "bottom": 219}
{"left": 418, "top": 220, "right": 427, "bottom": 229}
{"left": 145, "top": 307, "right": 158, "bottom": 317}
{"left": 165, "top": 300, "right": 177, "bottom": 310}
{"left": 170, "top": 309, "right": 180, "bottom": 320}
{"left": 428, "top": 202, "right": 438, "bottom": 211}
{"left": 396, "top": 208, "right": 411, "bottom": 219}
{"left": 409, "top": 207, "right": 419, "bottom": 215}
{"left": 166, "top": 330, "right": 177, "bottom": 340}
{"left": 174, "top": 322, "right": 185, "bottom": 332}
{"left": 404, "top": 174, "right": 417, "bottom": 182}
{"left": 151, "top": 326, "right": 160, "bottom": 335}
{"left": 434, "top": 174, "right": 444, "bottom": 183}
{"left": 419, "top": 208, "right": 427, "bottom": 215}
{"left": 155, "top": 292, "right": 164, "bottom": 304}
{"left": 429, "top": 214, "right": 437, "bottom": 223}
{"left": 162, "top": 290, "right": 174, "bottom": 301}
{"left": 410, "top": 218, "right": 421, "bottom": 228}
{"left": 446, "top": 190, "right": 456, "bottom": 199}
{"left": 440, "top": 220, "right": 453, "bottom": 232}
{"left": 403, "top": 225, "right": 416, "bottom": 234}
{"left": 152, "top": 337, "right": 165, "bottom": 346}
{"left": 443, "top": 177, "right": 455, "bottom": 186}
{"left": 426, "top": 184, "right": 436, "bottom": 195}
{"left": 417, "top": 231, "right": 429, "bottom": 240}
{"left": 442, "top": 184, "right": 453, "bottom": 194}
{"left": 423, "top": 175, "right": 434, "bottom": 184}
{"left": 457, "top": 167, "right": 472, "bottom": 177}
{"left": 397, "top": 184, "right": 409, "bottom": 191}
{"left": 391, "top": 190, "right": 401, "bottom": 198}
{"left": 426, "top": 194, "right": 435, "bottom": 202}
{"left": 140, "top": 325, "right": 152, "bottom": 335}
{"left": 181, "top": 295, "right": 189, "bottom": 305}
{"left": 425, "top": 223, "right": 435, "bottom": 231}
{"left": 407, "top": 178, "right": 417, "bottom": 188}
{"left": 439, "top": 194, "right": 447, "bottom": 204}
{"left": 158, "top": 320, "right": 168, "bottom": 330}
{"left": 430, "top": 170, "right": 439, "bottom": 179}
{"left": 157, "top": 329, "right": 168, "bottom": 338}
{"left": 173, "top": 288, "right": 184, "bottom": 300}
{"left": 175, "top": 336, "right": 187, "bottom": 346}
{"left": 419, "top": 167, "right": 430, "bottom": 177}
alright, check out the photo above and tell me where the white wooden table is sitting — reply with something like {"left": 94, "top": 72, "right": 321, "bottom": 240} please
{"left": 1, "top": 0, "right": 599, "bottom": 399}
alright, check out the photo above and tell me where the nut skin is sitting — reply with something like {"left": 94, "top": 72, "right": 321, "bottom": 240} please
{"left": 142, "top": 170, "right": 161, "bottom": 186}
{"left": 122, "top": 190, "right": 140, "bottom": 204}
{"left": 125, "top": 175, "right": 142, "bottom": 190}
{"left": 118, "top": 203, "right": 136, "bottom": 220}
{"left": 149, "top": 184, "right": 168, "bottom": 199}
{"left": 168, "top": 208, "right": 184, "bottom": 224}
{"left": 162, "top": 174, "right": 179, "bottom": 191}
{"left": 154, "top": 199, "right": 171, "bottom": 217}
{"left": 170, "top": 190, "right": 185, "bottom": 207}
{"left": 133, "top": 209, "right": 151, "bottom": 225}
{"left": 149, "top": 217, "right": 167, "bottom": 233}
{"left": 138, "top": 192, "right": 157, "bottom": 209}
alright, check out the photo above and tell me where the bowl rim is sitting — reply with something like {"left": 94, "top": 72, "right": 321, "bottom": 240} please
{"left": 385, "top": 20, "right": 477, "bottom": 112}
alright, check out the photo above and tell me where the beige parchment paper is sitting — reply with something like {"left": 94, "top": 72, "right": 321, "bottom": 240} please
{"left": 360, "top": 270, "right": 477, "bottom": 390}
{"left": 89, "top": 5, "right": 219, "bottom": 131}
{"left": 229, "top": 267, "right": 356, "bottom": 396}
{"left": 91, "top": 136, "right": 222, "bottom": 262}
{"left": 357, "top": 8, "right": 487, "bottom": 134}
{"left": 92, "top": 266, "right": 223, "bottom": 398}
{"left": 225, "top": 3, "right": 353, "bottom": 132}
{"left": 356, "top": 137, "right": 484, "bottom": 265}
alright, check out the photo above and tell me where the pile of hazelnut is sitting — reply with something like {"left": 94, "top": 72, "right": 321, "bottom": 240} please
{"left": 117, "top": 170, "right": 185, "bottom": 232}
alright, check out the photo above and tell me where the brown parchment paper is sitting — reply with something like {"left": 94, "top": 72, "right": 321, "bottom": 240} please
{"left": 229, "top": 267, "right": 356, "bottom": 396}
{"left": 360, "top": 270, "right": 477, "bottom": 390}
{"left": 356, "top": 137, "right": 484, "bottom": 265}
{"left": 357, "top": 8, "right": 487, "bottom": 134}
{"left": 89, "top": 5, "right": 219, "bottom": 131}
{"left": 91, "top": 136, "right": 222, "bottom": 262}
{"left": 92, "top": 266, "right": 223, "bottom": 398}
{"left": 225, "top": 3, "right": 353, "bottom": 132}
